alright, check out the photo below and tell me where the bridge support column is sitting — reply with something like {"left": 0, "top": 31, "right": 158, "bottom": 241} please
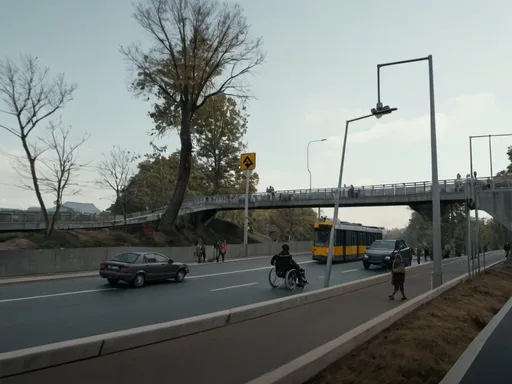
{"left": 479, "top": 191, "right": 512, "bottom": 231}
{"left": 409, "top": 202, "right": 451, "bottom": 222}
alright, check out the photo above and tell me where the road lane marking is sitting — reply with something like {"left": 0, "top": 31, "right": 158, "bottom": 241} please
{"left": 0, "top": 288, "right": 117, "bottom": 304}
{"left": 188, "top": 260, "right": 316, "bottom": 279}
{"left": 211, "top": 282, "right": 258, "bottom": 292}
{"left": 342, "top": 269, "right": 359, "bottom": 274}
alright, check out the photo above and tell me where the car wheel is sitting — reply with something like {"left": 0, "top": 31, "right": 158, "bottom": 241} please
{"left": 107, "top": 278, "right": 119, "bottom": 285}
{"left": 132, "top": 273, "right": 145, "bottom": 288}
{"left": 363, "top": 261, "right": 370, "bottom": 270}
{"left": 175, "top": 269, "right": 186, "bottom": 282}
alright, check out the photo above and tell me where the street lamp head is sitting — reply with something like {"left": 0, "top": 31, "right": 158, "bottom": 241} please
{"left": 371, "top": 104, "right": 397, "bottom": 119}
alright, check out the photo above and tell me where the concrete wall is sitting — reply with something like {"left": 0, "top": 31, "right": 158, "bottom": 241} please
{"left": 0, "top": 241, "right": 313, "bottom": 278}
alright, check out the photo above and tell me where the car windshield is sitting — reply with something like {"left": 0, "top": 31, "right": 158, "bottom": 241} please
{"left": 368, "top": 240, "right": 396, "bottom": 250}
{"left": 112, "top": 253, "right": 140, "bottom": 263}
{"left": 314, "top": 228, "right": 331, "bottom": 247}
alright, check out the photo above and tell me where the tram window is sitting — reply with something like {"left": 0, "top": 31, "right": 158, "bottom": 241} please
{"left": 335, "top": 230, "right": 344, "bottom": 246}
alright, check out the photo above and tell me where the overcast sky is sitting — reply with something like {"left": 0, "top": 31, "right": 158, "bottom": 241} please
{"left": 1, "top": 0, "right": 511, "bottom": 229}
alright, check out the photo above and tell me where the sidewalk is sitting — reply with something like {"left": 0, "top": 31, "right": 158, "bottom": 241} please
{"left": 441, "top": 260, "right": 512, "bottom": 384}
{"left": 458, "top": 304, "right": 512, "bottom": 384}
{"left": 3, "top": 257, "right": 474, "bottom": 384}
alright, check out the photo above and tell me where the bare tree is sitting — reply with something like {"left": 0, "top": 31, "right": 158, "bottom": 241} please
{"left": 121, "top": 0, "right": 265, "bottom": 232}
{"left": 0, "top": 54, "right": 76, "bottom": 232}
{"left": 97, "top": 146, "right": 138, "bottom": 225}
{"left": 40, "top": 122, "right": 89, "bottom": 236}
{"left": 13, "top": 121, "right": 89, "bottom": 236}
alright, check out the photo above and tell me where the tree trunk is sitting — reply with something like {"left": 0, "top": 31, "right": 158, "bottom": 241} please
{"left": 159, "top": 118, "right": 193, "bottom": 233}
{"left": 21, "top": 137, "right": 50, "bottom": 234}
{"left": 47, "top": 203, "right": 61, "bottom": 238}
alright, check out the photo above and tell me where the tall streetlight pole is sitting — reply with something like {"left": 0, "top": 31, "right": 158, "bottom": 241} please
{"left": 469, "top": 133, "right": 512, "bottom": 272}
{"left": 324, "top": 107, "right": 397, "bottom": 288}
{"left": 374, "top": 55, "right": 442, "bottom": 289}
{"left": 307, "top": 138, "right": 327, "bottom": 219}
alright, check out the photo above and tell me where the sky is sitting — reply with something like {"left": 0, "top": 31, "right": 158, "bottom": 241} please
{"left": 1, "top": 0, "right": 512, "bottom": 229}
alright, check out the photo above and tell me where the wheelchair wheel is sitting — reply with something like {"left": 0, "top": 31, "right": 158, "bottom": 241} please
{"left": 268, "top": 267, "right": 283, "bottom": 288}
{"left": 285, "top": 270, "right": 297, "bottom": 290}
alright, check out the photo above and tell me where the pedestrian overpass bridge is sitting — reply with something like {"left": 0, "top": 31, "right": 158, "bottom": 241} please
{"left": 1, "top": 176, "right": 511, "bottom": 231}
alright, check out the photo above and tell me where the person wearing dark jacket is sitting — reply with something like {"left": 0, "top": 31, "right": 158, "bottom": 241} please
{"left": 389, "top": 254, "right": 407, "bottom": 301}
{"left": 271, "top": 244, "right": 308, "bottom": 286}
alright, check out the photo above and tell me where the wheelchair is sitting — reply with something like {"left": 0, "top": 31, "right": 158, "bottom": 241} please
{"left": 268, "top": 266, "right": 307, "bottom": 290}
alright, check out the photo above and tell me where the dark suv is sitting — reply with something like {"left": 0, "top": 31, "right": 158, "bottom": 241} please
{"left": 363, "top": 239, "right": 413, "bottom": 270}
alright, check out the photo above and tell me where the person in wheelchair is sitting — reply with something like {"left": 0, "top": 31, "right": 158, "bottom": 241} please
{"left": 270, "top": 244, "right": 308, "bottom": 287}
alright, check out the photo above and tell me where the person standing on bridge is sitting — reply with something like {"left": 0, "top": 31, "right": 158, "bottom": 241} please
{"left": 389, "top": 253, "right": 407, "bottom": 301}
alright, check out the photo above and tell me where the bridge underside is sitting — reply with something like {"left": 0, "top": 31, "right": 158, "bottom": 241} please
{"left": 478, "top": 190, "right": 512, "bottom": 231}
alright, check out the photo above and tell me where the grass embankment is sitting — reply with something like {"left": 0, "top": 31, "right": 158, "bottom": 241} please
{"left": 306, "top": 263, "right": 512, "bottom": 384}
{"left": 0, "top": 218, "right": 268, "bottom": 250}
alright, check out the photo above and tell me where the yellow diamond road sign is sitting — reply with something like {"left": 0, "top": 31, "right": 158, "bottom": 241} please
{"left": 240, "top": 152, "right": 256, "bottom": 170}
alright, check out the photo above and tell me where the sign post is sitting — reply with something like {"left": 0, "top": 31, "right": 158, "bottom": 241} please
{"left": 240, "top": 153, "right": 256, "bottom": 258}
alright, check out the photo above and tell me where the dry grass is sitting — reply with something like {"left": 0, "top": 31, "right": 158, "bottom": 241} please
{"left": 0, "top": 218, "right": 265, "bottom": 249}
{"left": 306, "top": 264, "right": 512, "bottom": 384}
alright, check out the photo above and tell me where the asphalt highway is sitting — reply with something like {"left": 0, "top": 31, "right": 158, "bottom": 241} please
{"left": 0, "top": 252, "right": 499, "bottom": 354}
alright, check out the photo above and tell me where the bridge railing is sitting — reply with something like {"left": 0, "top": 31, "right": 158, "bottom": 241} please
{"left": 2, "top": 176, "right": 511, "bottom": 225}
{"left": 184, "top": 177, "right": 493, "bottom": 206}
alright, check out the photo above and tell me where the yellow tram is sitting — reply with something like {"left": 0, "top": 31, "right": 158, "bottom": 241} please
{"left": 312, "top": 219, "right": 384, "bottom": 262}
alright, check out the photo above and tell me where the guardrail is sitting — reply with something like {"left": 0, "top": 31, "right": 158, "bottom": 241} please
{"left": 0, "top": 176, "right": 508, "bottom": 228}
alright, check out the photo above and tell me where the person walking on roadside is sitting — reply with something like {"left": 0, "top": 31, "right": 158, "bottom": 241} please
{"left": 424, "top": 245, "right": 431, "bottom": 262}
{"left": 218, "top": 240, "right": 227, "bottom": 262}
{"left": 389, "top": 254, "right": 407, "bottom": 301}
{"left": 214, "top": 240, "right": 220, "bottom": 262}
{"left": 195, "top": 241, "right": 203, "bottom": 263}
{"left": 504, "top": 241, "right": 510, "bottom": 260}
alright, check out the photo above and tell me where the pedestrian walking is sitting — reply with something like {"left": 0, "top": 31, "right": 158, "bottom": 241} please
{"left": 389, "top": 254, "right": 407, "bottom": 301}
{"left": 218, "top": 240, "right": 227, "bottom": 262}
{"left": 504, "top": 241, "right": 510, "bottom": 260}
{"left": 214, "top": 240, "right": 220, "bottom": 262}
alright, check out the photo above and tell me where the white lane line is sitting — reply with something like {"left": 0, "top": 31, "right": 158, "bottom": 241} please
{"left": 188, "top": 260, "right": 316, "bottom": 279}
{"left": 0, "top": 288, "right": 117, "bottom": 304}
{"left": 211, "top": 282, "right": 258, "bottom": 292}
{"left": 342, "top": 268, "right": 359, "bottom": 274}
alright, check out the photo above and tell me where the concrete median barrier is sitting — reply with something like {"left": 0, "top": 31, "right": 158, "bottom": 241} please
{"left": 99, "top": 310, "right": 231, "bottom": 355}
{"left": 0, "top": 337, "right": 104, "bottom": 378}
{"left": 0, "top": 259, "right": 432, "bottom": 380}
{"left": 0, "top": 241, "right": 313, "bottom": 278}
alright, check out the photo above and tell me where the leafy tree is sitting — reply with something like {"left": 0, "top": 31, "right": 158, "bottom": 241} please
{"left": 121, "top": 0, "right": 264, "bottom": 232}
{"left": 111, "top": 144, "right": 208, "bottom": 214}
{"left": 193, "top": 94, "right": 248, "bottom": 194}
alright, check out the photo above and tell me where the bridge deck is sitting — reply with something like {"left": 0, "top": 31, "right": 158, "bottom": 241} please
{"left": 0, "top": 177, "right": 504, "bottom": 231}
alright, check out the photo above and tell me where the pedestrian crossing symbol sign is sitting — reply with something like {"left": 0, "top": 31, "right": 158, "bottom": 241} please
{"left": 240, "top": 152, "right": 256, "bottom": 170}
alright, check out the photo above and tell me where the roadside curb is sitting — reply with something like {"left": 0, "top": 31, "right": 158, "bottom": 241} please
{"left": 247, "top": 258, "right": 505, "bottom": 384}
{"left": 0, "top": 252, "right": 310, "bottom": 285}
